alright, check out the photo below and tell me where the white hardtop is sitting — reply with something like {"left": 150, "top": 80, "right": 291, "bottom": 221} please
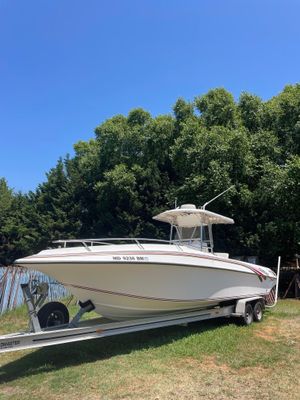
{"left": 153, "top": 204, "right": 234, "bottom": 228}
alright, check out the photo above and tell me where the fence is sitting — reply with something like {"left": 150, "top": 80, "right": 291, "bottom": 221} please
{"left": 0, "top": 266, "right": 70, "bottom": 314}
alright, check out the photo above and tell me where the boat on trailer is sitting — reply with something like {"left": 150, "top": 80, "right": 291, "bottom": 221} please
{"left": 14, "top": 203, "right": 277, "bottom": 321}
{"left": 0, "top": 198, "right": 281, "bottom": 354}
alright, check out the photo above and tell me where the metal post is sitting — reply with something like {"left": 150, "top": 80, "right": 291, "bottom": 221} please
{"left": 208, "top": 224, "right": 214, "bottom": 252}
{"left": 21, "top": 284, "right": 42, "bottom": 332}
{"left": 267, "top": 256, "right": 281, "bottom": 308}
{"left": 275, "top": 256, "right": 281, "bottom": 304}
{"left": 200, "top": 224, "right": 203, "bottom": 251}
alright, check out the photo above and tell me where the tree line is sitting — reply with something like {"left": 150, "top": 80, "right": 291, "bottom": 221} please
{"left": 0, "top": 85, "right": 299, "bottom": 267}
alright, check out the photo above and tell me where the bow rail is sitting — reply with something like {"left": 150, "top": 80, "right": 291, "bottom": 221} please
{"left": 52, "top": 237, "right": 212, "bottom": 252}
{"left": 52, "top": 238, "right": 179, "bottom": 251}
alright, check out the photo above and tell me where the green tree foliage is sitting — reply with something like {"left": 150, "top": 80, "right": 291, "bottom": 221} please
{"left": 0, "top": 187, "right": 40, "bottom": 264}
{"left": 263, "top": 84, "right": 300, "bottom": 155}
{"left": 0, "top": 179, "right": 13, "bottom": 220}
{"left": 33, "top": 159, "right": 82, "bottom": 244}
{"left": 0, "top": 84, "right": 299, "bottom": 266}
{"left": 195, "top": 88, "right": 238, "bottom": 128}
{"left": 238, "top": 92, "right": 264, "bottom": 132}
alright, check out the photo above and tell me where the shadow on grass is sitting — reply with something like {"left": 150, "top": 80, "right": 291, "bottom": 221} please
{"left": 0, "top": 317, "right": 233, "bottom": 384}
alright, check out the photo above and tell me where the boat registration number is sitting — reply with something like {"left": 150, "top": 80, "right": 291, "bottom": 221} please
{"left": 112, "top": 256, "right": 149, "bottom": 261}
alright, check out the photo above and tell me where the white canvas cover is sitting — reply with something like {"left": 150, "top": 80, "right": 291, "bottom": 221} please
{"left": 153, "top": 204, "right": 234, "bottom": 227}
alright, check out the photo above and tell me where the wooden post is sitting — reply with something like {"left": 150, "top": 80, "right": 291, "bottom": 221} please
{"left": 283, "top": 272, "right": 300, "bottom": 299}
{"left": 296, "top": 274, "right": 300, "bottom": 299}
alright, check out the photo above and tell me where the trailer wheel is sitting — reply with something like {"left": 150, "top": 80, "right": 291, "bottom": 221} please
{"left": 253, "top": 301, "right": 263, "bottom": 322}
{"left": 241, "top": 303, "right": 253, "bottom": 326}
{"left": 37, "top": 301, "right": 69, "bottom": 328}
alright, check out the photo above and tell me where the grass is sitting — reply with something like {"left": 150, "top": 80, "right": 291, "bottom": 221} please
{"left": 0, "top": 299, "right": 300, "bottom": 399}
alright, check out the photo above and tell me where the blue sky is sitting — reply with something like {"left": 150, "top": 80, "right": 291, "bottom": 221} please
{"left": 0, "top": 0, "right": 299, "bottom": 192}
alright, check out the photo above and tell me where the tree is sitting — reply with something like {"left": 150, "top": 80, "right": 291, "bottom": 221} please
{"left": 1, "top": 85, "right": 299, "bottom": 266}
{"left": 127, "top": 108, "right": 151, "bottom": 126}
{"left": 238, "top": 92, "right": 263, "bottom": 132}
{"left": 173, "top": 98, "right": 194, "bottom": 123}
{"left": 33, "top": 159, "right": 81, "bottom": 246}
{"left": 264, "top": 84, "right": 300, "bottom": 156}
{"left": 0, "top": 178, "right": 13, "bottom": 218}
{"left": 195, "top": 88, "right": 238, "bottom": 128}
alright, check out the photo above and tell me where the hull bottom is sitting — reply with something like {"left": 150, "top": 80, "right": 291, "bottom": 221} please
{"left": 67, "top": 284, "right": 268, "bottom": 321}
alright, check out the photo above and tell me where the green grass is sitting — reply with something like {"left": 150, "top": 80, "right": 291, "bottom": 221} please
{"left": 0, "top": 299, "right": 300, "bottom": 400}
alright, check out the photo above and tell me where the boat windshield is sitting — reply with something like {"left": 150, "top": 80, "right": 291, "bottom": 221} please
{"left": 172, "top": 225, "right": 213, "bottom": 252}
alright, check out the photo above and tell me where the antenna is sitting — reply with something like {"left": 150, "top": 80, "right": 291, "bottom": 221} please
{"left": 201, "top": 185, "right": 235, "bottom": 210}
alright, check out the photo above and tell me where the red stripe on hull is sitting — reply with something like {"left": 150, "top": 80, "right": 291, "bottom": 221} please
{"left": 64, "top": 282, "right": 268, "bottom": 303}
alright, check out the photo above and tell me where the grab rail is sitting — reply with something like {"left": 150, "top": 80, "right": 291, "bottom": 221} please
{"left": 52, "top": 238, "right": 182, "bottom": 251}
{"left": 52, "top": 237, "right": 213, "bottom": 252}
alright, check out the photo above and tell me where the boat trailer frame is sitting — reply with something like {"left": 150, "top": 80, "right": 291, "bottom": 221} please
{"left": 0, "top": 256, "right": 281, "bottom": 354}
{"left": 0, "top": 283, "right": 263, "bottom": 354}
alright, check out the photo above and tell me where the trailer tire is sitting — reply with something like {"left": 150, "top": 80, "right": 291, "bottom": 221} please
{"left": 241, "top": 303, "right": 253, "bottom": 326}
{"left": 37, "top": 301, "right": 69, "bottom": 328}
{"left": 253, "top": 301, "right": 263, "bottom": 322}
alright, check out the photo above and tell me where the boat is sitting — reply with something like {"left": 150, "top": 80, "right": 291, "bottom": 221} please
{"left": 14, "top": 204, "right": 277, "bottom": 321}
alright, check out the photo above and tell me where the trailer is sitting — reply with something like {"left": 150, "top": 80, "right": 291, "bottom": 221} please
{"left": 0, "top": 282, "right": 267, "bottom": 353}
{"left": 0, "top": 257, "right": 280, "bottom": 354}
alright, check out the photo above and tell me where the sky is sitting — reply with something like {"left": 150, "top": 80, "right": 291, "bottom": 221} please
{"left": 0, "top": 0, "right": 299, "bottom": 192}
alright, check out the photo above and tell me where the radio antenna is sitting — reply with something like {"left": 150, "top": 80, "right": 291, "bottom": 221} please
{"left": 201, "top": 185, "right": 235, "bottom": 210}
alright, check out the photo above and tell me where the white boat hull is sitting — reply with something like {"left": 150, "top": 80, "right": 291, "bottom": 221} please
{"left": 15, "top": 245, "right": 276, "bottom": 320}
